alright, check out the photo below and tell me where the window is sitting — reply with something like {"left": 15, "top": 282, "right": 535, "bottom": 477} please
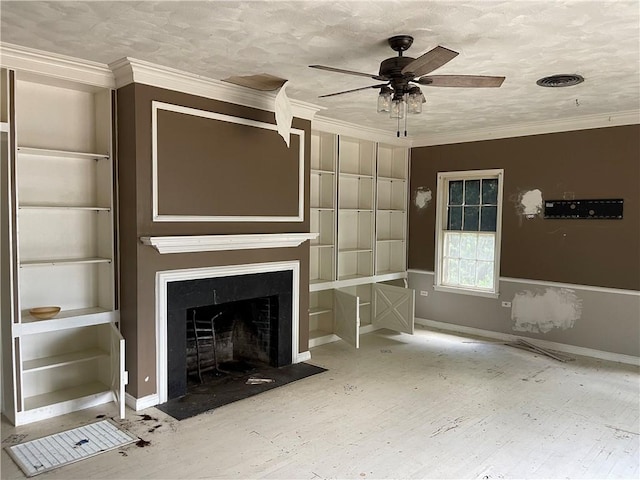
{"left": 434, "top": 169, "right": 504, "bottom": 296}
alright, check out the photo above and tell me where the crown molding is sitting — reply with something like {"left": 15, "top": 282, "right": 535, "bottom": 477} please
{"left": 411, "top": 110, "right": 640, "bottom": 147}
{"left": 0, "top": 42, "right": 115, "bottom": 88}
{"left": 312, "top": 115, "right": 411, "bottom": 146}
{"left": 109, "top": 57, "right": 323, "bottom": 121}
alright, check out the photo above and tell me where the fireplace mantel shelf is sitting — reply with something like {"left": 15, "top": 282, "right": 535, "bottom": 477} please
{"left": 140, "top": 233, "right": 318, "bottom": 254}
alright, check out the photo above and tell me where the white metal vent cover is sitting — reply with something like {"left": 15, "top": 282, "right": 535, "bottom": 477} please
{"left": 5, "top": 419, "right": 137, "bottom": 477}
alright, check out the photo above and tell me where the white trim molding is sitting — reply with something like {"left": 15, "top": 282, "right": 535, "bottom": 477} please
{"left": 408, "top": 269, "right": 640, "bottom": 297}
{"left": 0, "top": 42, "right": 115, "bottom": 88}
{"left": 434, "top": 169, "right": 504, "bottom": 296}
{"left": 110, "top": 57, "right": 322, "bottom": 120}
{"left": 141, "top": 233, "right": 317, "bottom": 254}
{"left": 125, "top": 392, "right": 160, "bottom": 412}
{"left": 151, "top": 101, "right": 305, "bottom": 223}
{"left": 312, "top": 115, "right": 412, "bottom": 146}
{"left": 411, "top": 110, "right": 640, "bottom": 147}
{"left": 414, "top": 317, "right": 640, "bottom": 366}
{"left": 155, "top": 261, "right": 302, "bottom": 404}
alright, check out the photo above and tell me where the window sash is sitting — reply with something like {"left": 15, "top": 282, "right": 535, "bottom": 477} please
{"left": 442, "top": 231, "right": 495, "bottom": 291}
{"left": 435, "top": 169, "right": 503, "bottom": 295}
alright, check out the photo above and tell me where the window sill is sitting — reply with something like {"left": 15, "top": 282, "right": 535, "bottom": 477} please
{"left": 433, "top": 284, "right": 500, "bottom": 299}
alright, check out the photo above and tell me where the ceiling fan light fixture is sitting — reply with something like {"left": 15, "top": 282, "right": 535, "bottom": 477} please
{"left": 377, "top": 87, "right": 393, "bottom": 113}
{"left": 407, "top": 86, "right": 424, "bottom": 114}
{"left": 390, "top": 98, "right": 405, "bottom": 119}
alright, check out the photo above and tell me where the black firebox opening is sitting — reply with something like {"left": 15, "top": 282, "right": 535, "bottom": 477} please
{"left": 186, "top": 295, "right": 279, "bottom": 384}
{"left": 166, "top": 270, "right": 293, "bottom": 400}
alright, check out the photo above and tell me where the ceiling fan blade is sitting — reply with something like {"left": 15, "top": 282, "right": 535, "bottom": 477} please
{"left": 310, "top": 65, "right": 386, "bottom": 81}
{"left": 318, "top": 83, "right": 389, "bottom": 98}
{"left": 417, "top": 75, "right": 505, "bottom": 87}
{"left": 401, "top": 46, "right": 459, "bottom": 77}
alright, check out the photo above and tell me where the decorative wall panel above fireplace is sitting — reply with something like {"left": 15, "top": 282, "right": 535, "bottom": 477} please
{"left": 152, "top": 101, "right": 305, "bottom": 222}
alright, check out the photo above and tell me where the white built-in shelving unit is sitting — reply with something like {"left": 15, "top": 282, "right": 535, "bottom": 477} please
{"left": 338, "top": 136, "right": 376, "bottom": 281}
{"left": 310, "top": 131, "right": 337, "bottom": 285}
{"left": 308, "top": 130, "right": 414, "bottom": 348}
{"left": 376, "top": 144, "right": 409, "bottom": 276}
{"left": 0, "top": 66, "right": 125, "bottom": 426}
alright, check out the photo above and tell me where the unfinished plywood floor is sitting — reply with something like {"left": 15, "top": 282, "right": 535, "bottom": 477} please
{"left": 2, "top": 327, "right": 639, "bottom": 479}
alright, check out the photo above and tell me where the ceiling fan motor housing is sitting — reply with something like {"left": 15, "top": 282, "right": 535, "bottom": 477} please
{"left": 379, "top": 56, "right": 417, "bottom": 97}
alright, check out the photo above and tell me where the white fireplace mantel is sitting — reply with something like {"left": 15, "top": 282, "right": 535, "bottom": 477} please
{"left": 140, "top": 233, "right": 318, "bottom": 254}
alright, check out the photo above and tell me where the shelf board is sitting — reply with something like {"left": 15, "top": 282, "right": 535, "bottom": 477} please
{"left": 310, "top": 243, "right": 334, "bottom": 248}
{"left": 338, "top": 273, "right": 373, "bottom": 282}
{"left": 23, "top": 381, "right": 111, "bottom": 411}
{"left": 377, "top": 176, "right": 406, "bottom": 182}
{"left": 376, "top": 269, "right": 406, "bottom": 276}
{"left": 377, "top": 209, "right": 406, "bottom": 213}
{"left": 22, "top": 306, "right": 112, "bottom": 323}
{"left": 339, "top": 208, "right": 374, "bottom": 213}
{"left": 23, "top": 348, "right": 108, "bottom": 373}
{"left": 339, "top": 248, "right": 372, "bottom": 253}
{"left": 377, "top": 238, "right": 405, "bottom": 243}
{"left": 311, "top": 168, "right": 335, "bottom": 175}
{"left": 309, "top": 307, "right": 332, "bottom": 316}
{"left": 20, "top": 257, "right": 111, "bottom": 267}
{"left": 17, "top": 146, "right": 109, "bottom": 160}
{"left": 310, "top": 207, "right": 335, "bottom": 211}
{"left": 339, "top": 172, "right": 374, "bottom": 179}
{"left": 310, "top": 278, "right": 334, "bottom": 287}
{"left": 19, "top": 205, "right": 111, "bottom": 211}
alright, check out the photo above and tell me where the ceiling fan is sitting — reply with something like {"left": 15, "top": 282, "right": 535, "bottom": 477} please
{"left": 310, "top": 35, "right": 505, "bottom": 135}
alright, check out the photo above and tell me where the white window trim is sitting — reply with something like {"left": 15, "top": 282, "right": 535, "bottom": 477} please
{"left": 434, "top": 169, "right": 504, "bottom": 297}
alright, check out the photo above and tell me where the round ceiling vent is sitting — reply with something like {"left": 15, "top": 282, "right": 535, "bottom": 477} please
{"left": 536, "top": 74, "right": 584, "bottom": 87}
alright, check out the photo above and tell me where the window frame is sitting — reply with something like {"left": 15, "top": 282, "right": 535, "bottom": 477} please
{"left": 434, "top": 169, "right": 504, "bottom": 298}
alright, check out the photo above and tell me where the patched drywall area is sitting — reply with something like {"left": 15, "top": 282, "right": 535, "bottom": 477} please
{"left": 413, "top": 187, "right": 432, "bottom": 211}
{"left": 517, "top": 189, "right": 544, "bottom": 219}
{"left": 512, "top": 288, "right": 583, "bottom": 333}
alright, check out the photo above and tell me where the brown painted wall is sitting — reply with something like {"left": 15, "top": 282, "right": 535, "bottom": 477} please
{"left": 156, "top": 109, "right": 301, "bottom": 217}
{"left": 409, "top": 125, "right": 640, "bottom": 291}
{"left": 117, "top": 83, "right": 311, "bottom": 398}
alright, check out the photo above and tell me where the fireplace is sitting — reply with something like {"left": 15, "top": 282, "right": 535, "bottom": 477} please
{"left": 155, "top": 261, "right": 303, "bottom": 404}
{"left": 166, "top": 270, "right": 292, "bottom": 399}
{"left": 185, "top": 295, "right": 279, "bottom": 383}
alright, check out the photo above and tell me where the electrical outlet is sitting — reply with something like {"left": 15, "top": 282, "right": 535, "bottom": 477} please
{"left": 420, "top": 290, "right": 429, "bottom": 297}
{"left": 501, "top": 301, "right": 512, "bottom": 308}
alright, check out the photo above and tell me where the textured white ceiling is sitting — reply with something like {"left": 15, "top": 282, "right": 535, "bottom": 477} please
{"left": 1, "top": 1, "right": 639, "bottom": 138}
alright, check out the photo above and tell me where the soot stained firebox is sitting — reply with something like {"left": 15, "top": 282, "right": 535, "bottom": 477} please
{"left": 186, "top": 295, "right": 278, "bottom": 383}
{"left": 166, "top": 270, "right": 293, "bottom": 399}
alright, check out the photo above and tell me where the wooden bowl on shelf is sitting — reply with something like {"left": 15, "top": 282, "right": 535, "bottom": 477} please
{"left": 28, "top": 306, "right": 61, "bottom": 320}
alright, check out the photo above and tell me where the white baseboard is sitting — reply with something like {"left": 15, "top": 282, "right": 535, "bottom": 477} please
{"left": 295, "top": 350, "right": 312, "bottom": 362}
{"left": 414, "top": 317, "right": 640, "bottom": 366}
{"left": 125, "top": 392, "right": 160, "bottom": 412}
{"left": 309, "top": 333, "right": 340, "bottom": 348}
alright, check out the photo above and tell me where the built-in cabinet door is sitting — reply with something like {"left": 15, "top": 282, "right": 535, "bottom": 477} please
{"left": 334, "top": 289, "right": 360, "bottom": 348}
{"left": 372, "top": 283, "right": 415, "bottom": 335}
{"left": 110, "top": 322, "right": 126, "bottom": 419}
